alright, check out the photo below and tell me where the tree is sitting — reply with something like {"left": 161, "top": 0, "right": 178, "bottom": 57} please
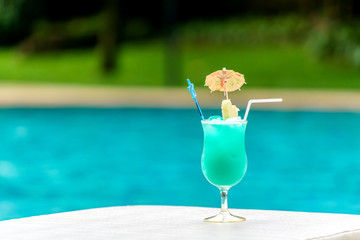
{"left": 98, "top": 0, "right": 119, "bottom": 74}
{"left": 163, "top": 0, "right": 182, "bottom": 86}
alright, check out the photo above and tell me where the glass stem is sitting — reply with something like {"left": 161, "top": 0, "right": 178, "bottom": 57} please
{"left": 220, "top": 188, "right": 229, "bottom": 214}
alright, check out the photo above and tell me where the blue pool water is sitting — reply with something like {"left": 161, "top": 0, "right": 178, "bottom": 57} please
{"left": 0, "top": 108, "right": 360, "bottom": 220}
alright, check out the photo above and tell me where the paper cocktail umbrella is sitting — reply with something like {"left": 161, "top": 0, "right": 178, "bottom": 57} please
{"left": 205, "top": 67, "right": 245, "bottom": 100}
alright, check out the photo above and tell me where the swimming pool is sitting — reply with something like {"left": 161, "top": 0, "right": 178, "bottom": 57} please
{"left": 0, "top": 108, "right": 359, "bottom": 220}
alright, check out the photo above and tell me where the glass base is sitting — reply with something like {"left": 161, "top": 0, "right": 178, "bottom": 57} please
{"left": 203, "top": 211, "right": 246, "bottom": 223}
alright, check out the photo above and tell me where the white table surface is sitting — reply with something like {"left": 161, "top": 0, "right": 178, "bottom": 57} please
{"left": 0, "top": 205, "right": 359, "bottom": 240}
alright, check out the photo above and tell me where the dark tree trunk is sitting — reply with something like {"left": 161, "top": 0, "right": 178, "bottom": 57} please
{"left": 322, "top": 0, "right": 340, "bottom": 19}
{"left": 163, "top": 0, "right": 182, "bottom": 86}
{"left": 99, "top": 0, "right": 119, "bottom": 74}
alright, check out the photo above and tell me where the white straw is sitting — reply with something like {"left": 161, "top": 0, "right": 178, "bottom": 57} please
{"left": 243, "top": 98, "right": 283, "bottom": 121}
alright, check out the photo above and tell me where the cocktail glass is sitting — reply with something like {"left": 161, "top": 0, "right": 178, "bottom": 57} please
{"left": 201, "top": 119, "right": 247, "bottom": 223}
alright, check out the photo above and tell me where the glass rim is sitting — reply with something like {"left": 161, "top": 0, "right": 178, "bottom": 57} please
{"left": 201, "top": 119, "right": 248, "bottom": 124}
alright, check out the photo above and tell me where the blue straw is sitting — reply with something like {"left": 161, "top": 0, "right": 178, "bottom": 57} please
{"left": 187, "top": 79, "right": 205, "bottom": 120}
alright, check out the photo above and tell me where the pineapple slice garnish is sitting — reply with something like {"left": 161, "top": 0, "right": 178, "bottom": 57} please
{"left": 221, "top": 99, "right": 239, "bottom": 120}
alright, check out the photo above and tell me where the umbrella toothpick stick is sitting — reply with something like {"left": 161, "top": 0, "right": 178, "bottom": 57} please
{"left": 222, "top": 67, "right": 229, "bottom": 100}
{"left": 187, "top": 79, "right": 205, "bottom": 120}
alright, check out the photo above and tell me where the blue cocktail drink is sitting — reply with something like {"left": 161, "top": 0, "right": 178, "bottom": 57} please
{"left": 201, "top": 120, "right": 247, "bottom": 187}
{"left": 200, "top": 117, "right": 247, "bottom": 223}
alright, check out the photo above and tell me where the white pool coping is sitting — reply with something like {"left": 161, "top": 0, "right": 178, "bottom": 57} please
{"left": 1, "top": 84, "right": 360, "bottom": 111}
{"left": 0, "top": 206, "right": 359, "bottom": 240}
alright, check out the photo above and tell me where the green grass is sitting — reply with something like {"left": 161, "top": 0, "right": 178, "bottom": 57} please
{"left": 0, "top": 41, "right": 360, "bottom": 89}
{"left": 0, "top": 42, "right": 165, "bottom": 86}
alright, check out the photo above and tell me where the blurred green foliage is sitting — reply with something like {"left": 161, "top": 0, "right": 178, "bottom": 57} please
{"left": 1, "top": 4, "right": 360, "bottom": 87}
{"left": 0, "top": 0, "right": 102, "bottom": 45}
{"left": 180, "top": 15, "right": 360, "bottom": 70}
{"left": 180, "top": 15, "right": 309, "bottom": 45}
{"left": 19, "top": 16, "right": 100, "bottom": 53}
{"left": 306, "top": 19, "right": 360, "bottom": 69}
